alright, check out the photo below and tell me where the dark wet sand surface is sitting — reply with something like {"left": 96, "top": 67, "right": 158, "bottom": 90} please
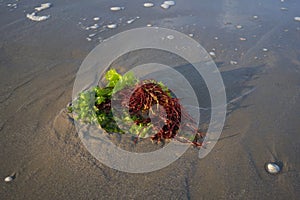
{"left": 1, "top": 0, "right": 300, "bottom": 199}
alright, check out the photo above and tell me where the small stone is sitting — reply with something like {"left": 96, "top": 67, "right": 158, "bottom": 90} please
{"left": 214, "top": 36, "right": 219, "bottom": 40}
{"left": 93, "top": 17, "right": 100, "bottom": 21}
{"left": 147, "top": 24, "right": 152, "bottom": 27}
{"left": 188, "top": 33, "right": 194, "bottom": 37}
{"left": 239, "top": 37, "right": 247, "bottom": 41}
{"left": 253, "top": 15, "right": 258, "bottom": 19}
{"left": 262, "top": 48, "right": 268, "bottom": 52}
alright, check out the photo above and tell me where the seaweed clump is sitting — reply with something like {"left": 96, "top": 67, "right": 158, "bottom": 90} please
{"left": 69, "top": 69, "right": 204, "bottom": 146}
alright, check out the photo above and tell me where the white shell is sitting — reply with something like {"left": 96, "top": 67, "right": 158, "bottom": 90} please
{"left": 107, "top": 24, "right": 117, "bottom": 29}
{"left": 110, "top": 6, "right": 123, "bottom": 11}
{"left": 253, "top": 15, "right": 258, "bottom": 19}
{"left": 93, "top": 17, "right": 100, "bottom": 21}
{"left": 266, "top": 163, "right": 281, "bottom": 174}
{"left": 294, "top": 17, "right": 300, "bottom": 22}
{"left": 164, "top": 1, "right": 175, "bottom": 6}
{"left": 239, "top": 37, "right": 247, "bottom": 41}
{"left": 262, "top": 48, "right": 268, "bottom": 52}
{"left": 147, "top": 24, "right": 152, "bottom": 27}
{"left": 4, "top": 176, "right": 13, "bottom": 182}
{"left": 160, "top": 3, "right": 170, "bottom": 9}
{"left": 143, "top": 3, "right": 154, "bottom": 8}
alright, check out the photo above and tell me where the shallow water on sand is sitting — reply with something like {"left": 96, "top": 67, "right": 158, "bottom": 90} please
{"left": 0, "top": 0, "right": 300, "bottom": 199}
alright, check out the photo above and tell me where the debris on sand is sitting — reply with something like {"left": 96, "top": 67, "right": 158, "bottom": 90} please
{"left": 93, "top": 17, "right": 100, "bottom": 21}
{"left": 262, "top": 48, "right": 268, "bottom": 52}
{"left": 253, "top": 15, "right": 258, "bottom": 19}
{"left": 110, "top": 6, "right": 124, "bottom": 11}
{"left": 26, "top": 12, "right": 50, "bottom": 22}
{"left": 34, "top": 3, "right": 51, "bottom": 12}
{"left": 239, "top": 37, "right": 247, "bottom": 41}
{"left": 143, "top": 3, "right": 154, "bottom": 8}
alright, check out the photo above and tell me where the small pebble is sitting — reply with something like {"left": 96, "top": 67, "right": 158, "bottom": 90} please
{"left": 239, "top": 37, "right": 247, "bottom": 41}
{"left": 214, "top": 36, "right": 219, "bottom": 40}
{"left": 93, "top": 17, "right": 100, "bottom": 21}
{"left": 86, "top": 37, "right": 92, "bottom": 41}
{"left": 262, "top": 48, "right": 268, "bottom": 52}
{"left": 188, "top": 33, "right": 194, "bottom": 37}
{"left": 253, "top": 15, "right": 258, "bottom": 19}
{"left": 147, "top": 24, "right": 152, "bottom": 27}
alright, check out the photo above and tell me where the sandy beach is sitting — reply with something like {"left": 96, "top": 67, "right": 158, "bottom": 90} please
{"left": 1, "top": 0, "right": 300, "bottom": 199}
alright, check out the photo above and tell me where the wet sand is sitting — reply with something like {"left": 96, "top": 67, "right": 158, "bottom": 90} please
{"left": 1, "top": 0, "right": 300, "bottom": 199}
